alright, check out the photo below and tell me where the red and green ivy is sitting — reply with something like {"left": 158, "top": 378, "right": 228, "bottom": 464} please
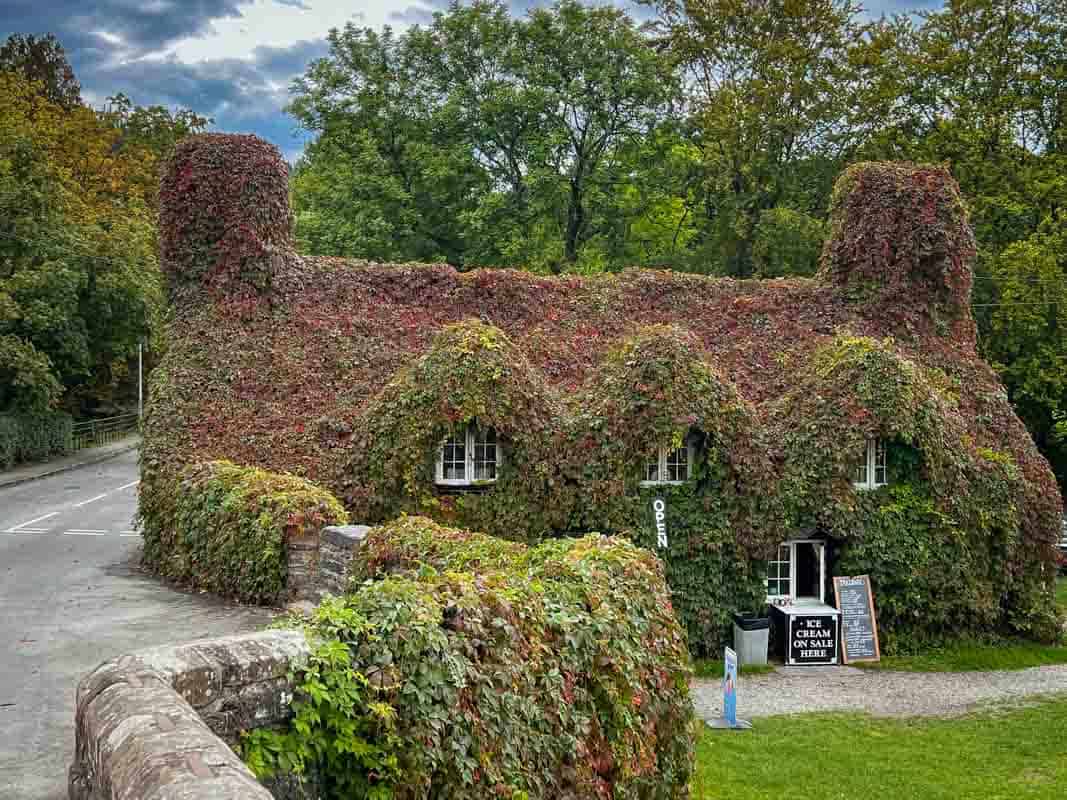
{"left": 142, "top": 135, "right": 1064, "bottom": 655}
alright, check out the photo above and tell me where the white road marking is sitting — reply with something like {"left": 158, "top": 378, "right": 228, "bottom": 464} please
{"left": 72, "top": 480, "right": 140, "bottom": 508}
{"left": 6, "top": 511, "right": 58, "bottom": 531}
{"left": 73, "top": 493, "right": 109, "bottom": 507}
{"left": 4, "top": 480, "right": 140, "bottom": 537}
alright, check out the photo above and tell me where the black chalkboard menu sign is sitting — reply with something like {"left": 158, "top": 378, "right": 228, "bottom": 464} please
{"left": 833, "top": 575, "right": 881, "bottom": 663}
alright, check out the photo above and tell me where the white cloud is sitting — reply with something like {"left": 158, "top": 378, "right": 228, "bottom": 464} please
{"left": 161, "top": 0, "right": 389, "bottom": 63}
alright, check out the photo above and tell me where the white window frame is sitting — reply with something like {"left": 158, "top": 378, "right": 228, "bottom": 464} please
{"left": 640, "top": 442, "right": 695, "bottom": 487}
{"left": 853, "top": 438, "right": 888, "bottom": 491}
{"left": 435, "top": 424, "right": 500, "bottom": 487}
{"left": 765, "top": 539, "right": 826, "bottom": 605}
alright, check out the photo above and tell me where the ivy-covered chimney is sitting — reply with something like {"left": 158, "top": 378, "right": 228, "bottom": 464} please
{"left": 159, "top": 133, "right": 293, "bottom": 301}
{"left": 819, "top": 162, "right": 977, "bottom": 343}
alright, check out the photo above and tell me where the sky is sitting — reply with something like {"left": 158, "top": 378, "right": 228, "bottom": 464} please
{"left": 1, "top": 0, "right": 935, "bottom": 162}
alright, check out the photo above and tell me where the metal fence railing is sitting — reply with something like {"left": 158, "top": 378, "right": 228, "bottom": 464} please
{"left": 71, "top": 413, "right": 140, "bottom": 452}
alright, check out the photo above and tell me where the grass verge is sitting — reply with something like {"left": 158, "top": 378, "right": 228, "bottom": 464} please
{"left": 854, "top": 578, "right": 1067, "bottom": 672}
{"left": 854, "top": 639, "right": 1067, "bottom": 672}
{"left": 693, "top": 697, "right": 1067, "bottom": 799}
{"left": 692, "top": 659, "right": 776, "bottom": 679}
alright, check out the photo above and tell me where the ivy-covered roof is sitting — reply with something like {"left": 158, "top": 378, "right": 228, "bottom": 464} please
{"left": 143, "top": 135, "right": 1064, "bottom": 651}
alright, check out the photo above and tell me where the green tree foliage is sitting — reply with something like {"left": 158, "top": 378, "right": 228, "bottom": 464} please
{"left": 986, "top": 220, "right": 1067, "bottom": 477}
{"left": 100, "top": 93, "right": 212, "bottom": 209}
{"left": 646, "top": 0, "right": 863, "bottom": 276}
{"left": 0, "top": 52, "right": 207, "bottom": 429}
{"left": 751, "top": 207, "right": 827, "bottom": 278}
{"left": 853, "top": 0, "right": 1067, "bottom": 485}
{"left": 288, "top": 0, "right": 677, "bottom": 272}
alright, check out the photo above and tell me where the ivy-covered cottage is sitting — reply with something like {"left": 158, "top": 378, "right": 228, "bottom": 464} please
{"left": 143, "top": 134, "right": 1064, "bottom": 656}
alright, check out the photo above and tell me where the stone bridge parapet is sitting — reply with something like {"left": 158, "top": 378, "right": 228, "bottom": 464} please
{"left": 69, "top": 630, "right": 309, "bottom": 800}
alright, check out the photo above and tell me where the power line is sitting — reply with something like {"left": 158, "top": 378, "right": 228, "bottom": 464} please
{"left": 973, "top": 302, "right": 1064, "bottom": 308}
{"left": 973, "top": 276, "right": 1065, "bottom": 285}
{"left": 1, "top": 230, "right": 1063, "bottom": 311}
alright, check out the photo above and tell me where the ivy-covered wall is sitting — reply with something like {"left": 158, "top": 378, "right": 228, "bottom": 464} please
{"left": 142, "top": 136, "right": 1064, "bottom": 656}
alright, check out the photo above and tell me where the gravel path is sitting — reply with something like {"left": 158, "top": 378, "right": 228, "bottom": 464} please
{"left": 690, "top": 664, "right": 1067, "bottom": 719}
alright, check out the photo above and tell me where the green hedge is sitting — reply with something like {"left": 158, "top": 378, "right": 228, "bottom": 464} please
{"left": 0, "top": 411, "right": 73, "bottom": 469}
{"left": 243, "top": 516, "right": 695, "bottom": 800}
{"left": 138, "top": 460, "right": 348, "bottom": 603}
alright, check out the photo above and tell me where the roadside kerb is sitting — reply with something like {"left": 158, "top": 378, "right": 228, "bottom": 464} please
{"left": 0, "top": 436, "right": 141, "bottom": 492}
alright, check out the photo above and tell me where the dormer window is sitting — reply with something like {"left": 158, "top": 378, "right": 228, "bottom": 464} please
{"left": 641, "top": 443, "right": 692, "bottom": 486}
{"left": 436, "top": 424, "right": 499, "bottom": 486}
{"left": 853, "top": 438, "right": 887, "bottom": 490}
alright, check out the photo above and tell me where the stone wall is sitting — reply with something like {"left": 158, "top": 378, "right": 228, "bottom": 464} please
{"left": 69, "top": 630, "right": 309, "bottom": 800}
{"left": 71, "top": 524, "right": 371, "bottom": 799}
{"left": 318, "top": 525, "right": 370, "bottom": 596}
{"left": 287, "top": 524, "right": 369, "bottom": 603}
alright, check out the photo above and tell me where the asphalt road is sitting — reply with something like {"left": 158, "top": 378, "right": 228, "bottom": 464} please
{"left": 0, "top": 450, "right": 273, "bottom": 799}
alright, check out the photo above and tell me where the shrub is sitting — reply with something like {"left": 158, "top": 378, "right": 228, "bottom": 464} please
{"left": 0, "top": 415, "right": 16, "bottom": 469}
{"left": 0, "top": 411, "right": 73, "bottom": 468}
{"left": 243, "top": 516, "right": 695, "bottom": 800}
{"left": 138, "top": 460, "right": 348, "bottom": 603}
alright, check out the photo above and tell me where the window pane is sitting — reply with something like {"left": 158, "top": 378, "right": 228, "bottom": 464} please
{"left": 646, "top": 459, "right": 659, "bottom": 482}
{"left": 666, "top": 446, "right": 688, "bottom": 481}
{"left": 874, "top": 439, "right": 887, "bottom": 486}
{"left": 473, "top": 427, "right": 497, "bottom": 481}
{"left": 853, "top": 446, "right": 869, "bottom": 485}
{"left": 767, "top": 544, "right": 791, "bottom": 596}
{"left": 442, "top": 432, "right": 465, "bottom": 480}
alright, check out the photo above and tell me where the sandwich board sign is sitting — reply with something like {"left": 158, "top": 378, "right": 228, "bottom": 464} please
{"left": 833, "top": 575, "right": 881, "bottom": 664}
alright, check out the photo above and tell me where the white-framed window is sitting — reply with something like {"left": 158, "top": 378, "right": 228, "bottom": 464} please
{"left": 853, "top": 438, "right": 887, "bottom": 490}
{"left": 435, "top": 424, "right": 499, "bottom": 486}
{"left": 767, "top": 544, "right": 791, "bottom": 599}
{"left": 765, "top": 540, "right": 826, "bottom": 604}
{"left": 641, "top": 443, "right": 693, "bottom": 486}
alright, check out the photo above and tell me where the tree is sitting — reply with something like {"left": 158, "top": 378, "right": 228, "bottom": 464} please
{"left": 99, "top": 93, "right": 211, "bottom": 210}
{"left": 853, "top": 0, "right": 1067, "bottom": 485}
{"left": 645, "top": 0, "right": 864, "bottom": 276}
{"left": 984, "top": 218, "right": 1067, "bottom": 481}
{"left": 0, "top": 33, "right": 81, "bottom": 109}
{"left": 289, "top": 0, "right": 677, "bottom": 272}
{"left": 0, "top": 71, "right": 161, "bottom": 415}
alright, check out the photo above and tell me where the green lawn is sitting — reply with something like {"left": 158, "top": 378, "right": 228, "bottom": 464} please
{"left": 1057, "top": 576, "right": 1067, "bottom": 613}
{"left": 854, "top": 639, "right": 1067, "bottom": 672}
{"left": 692, "top": 659, "right": 775, "bottom": 679}
{"left": 693, "top": 697, "right": 1067, "bottom": 799}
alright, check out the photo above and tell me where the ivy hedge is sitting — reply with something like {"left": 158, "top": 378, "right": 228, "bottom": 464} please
{"left": 242, "top": 516, "right": 694, "bottom": 800}
{"left": 143, "top": 134, "right": 1064, "bottom": 657}
{"left": 139, "top": 460, "right": 347, "bottom": 604}
{"left": 0, "top": 411, "right": 72, "bottom": 469}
